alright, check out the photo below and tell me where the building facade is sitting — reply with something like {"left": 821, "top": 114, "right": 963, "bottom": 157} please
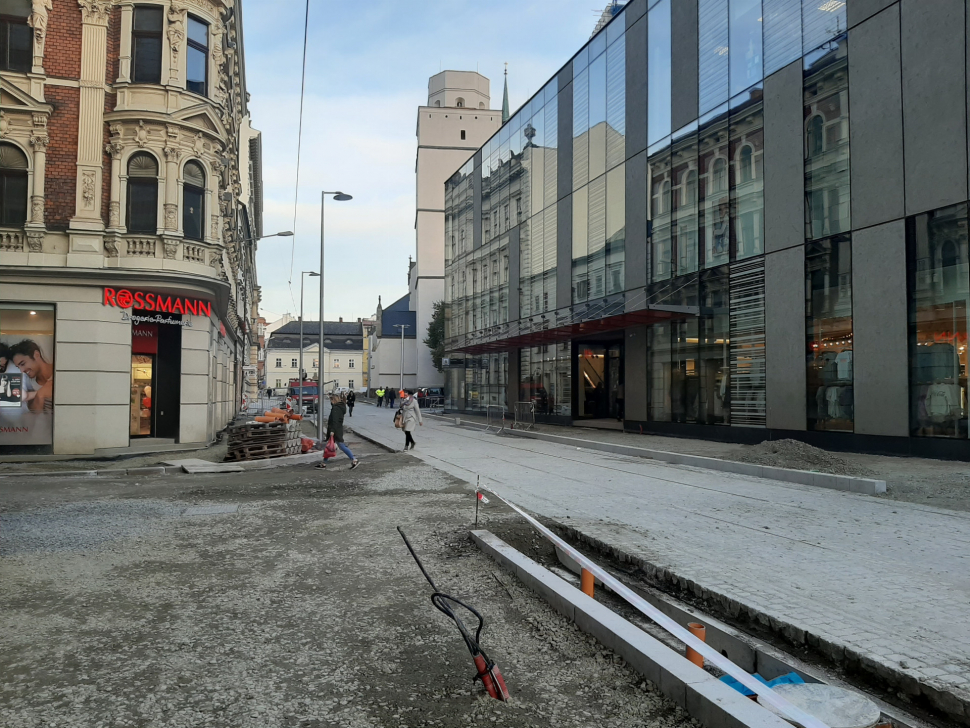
{"left": 445, "top": 0, "right": 970, "bottom": 458}
{"left": 264, "top": 321, "right": 364, "bottom": 393}
{"left": 368, "top": 294, "right": 417, "bottom": 394}
{"left": 0, "top": 0, "right": 262, "bottom": 455}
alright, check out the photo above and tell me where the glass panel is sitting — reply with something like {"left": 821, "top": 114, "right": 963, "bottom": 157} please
{"left": 763, "top": 0, "right": 802, "bottom": 76}
{"left": 183, "top": 185, "right": 204, "bottom": 241}
{"left": 806, "top": 236, "right": 853, "bottom": 431}
{"left": 804, "top": 36, "right": 849, "bottom": 241}
{"left": 7, "top": 20, "right": 30, "bottom": 72}
{"left": 0, "top": 142, "right": 29, "bottom": 169}
{"left": 730, "top": 88, "right": 764, "bottom": 260}
{"left": 648, "top": 322, "right": 673, "bottom": 421}
{"left": 698, "top": 0, "right": 730, "bottom": 114}
{"left": 127, "top": 152, "right": 158, "bottom": 177}
{"left": 647, "top": 0, "right": 672, "bottom": 146}
{"left": 589, "top": 27, "right": 607, "bottom": 61}
{"left": 802, "top": 0, "right": 845, "bottom": 55}
{"left": 126, "top": 179, "right": 157, "bottom": 233}
{"left": 650, "top": 147, "right": 673, "bottom": 282}
{"left": 132, "top": 36, "right": 162, "bottom": 83}
{"left": 699, "top": 266, "right": 731, "bottom": 424}
{"left": 186, "top": 46, "right": 206, "bottom": 95}
{"left": 183, "top": 161, "right": 205, "bottom": 187}
{"left": 572, "top": 185, "right": 589, "bottom": 303}
{"left": 588, "top": 174, "right": 607, "bottom": 299}
{"left": 699, "top": 107, "right": 730, "bottom": 268}
{"left": 133, "top": 6, "right": 163, "bottom": 31}
{"left": 573, "top": 66, "right": 589, "bottom": 191}
{"left": 606, "top": 34, "right": 626, "bottom": 170}
{"left": 588, "top": 51, "right": 607, "bottom": 180}
{"left": 1, "top": 0, "right": 31, "bottom": 17}
{"left": 543, "top": 95, "right": 559, "bottom": 209}
{"left": 908, "top": 203, "right": 970, "bottom": 439}
{"left": 606, "top": 163, "right": 625, "bottom": 295}
{"left": 729, "top": 0, "right": 763, "bottom": 96}
{"left": 0, "top": 172, "right": 27, "bottom": 226}
{"left": 130, "top": 355, "right": 153, "bottom": 436}
{"left": 672, "top": 132, "right": 699, "bottom": 276}
{"left": 188, "top": 16, "right": 207, "bottom": 46}
{"left": 578, "top": 344, "right": 607, "bottom": 418}
{"left": 729, "top": 257, "right": 766, "bottom": 426}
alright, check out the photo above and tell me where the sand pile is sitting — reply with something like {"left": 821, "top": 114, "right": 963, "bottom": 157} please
{"left": 732, "top": 438, "right": 875, "bottom": 477}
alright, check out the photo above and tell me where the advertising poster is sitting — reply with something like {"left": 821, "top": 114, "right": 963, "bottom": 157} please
{"left": 0, "top": 304, "right": 55, "bottom": 450}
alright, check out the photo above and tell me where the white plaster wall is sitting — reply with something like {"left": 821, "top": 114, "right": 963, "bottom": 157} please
{"left": 415, "top": 278, "right": 445, "bottom": 388}
{"left": 179, "top": 315, "right": 211, "bottom": 444}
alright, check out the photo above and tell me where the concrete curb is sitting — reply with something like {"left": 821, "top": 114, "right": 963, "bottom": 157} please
{"left": 471, "top": 529, "right": 791, "bottom": 728}
{"left": 501, "top": 428, "right": 887, "bottom": 495}
{"left": 0, "top": 467, "right": 183, "bottom": 478}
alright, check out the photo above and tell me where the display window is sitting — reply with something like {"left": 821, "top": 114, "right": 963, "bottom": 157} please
{"left": 0, "top": 303, "right": 55, "bottom": 450}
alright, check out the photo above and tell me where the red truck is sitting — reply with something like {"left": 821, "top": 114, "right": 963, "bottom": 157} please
{"left": 287, "top": 379, "right": 319, "bottom": 414}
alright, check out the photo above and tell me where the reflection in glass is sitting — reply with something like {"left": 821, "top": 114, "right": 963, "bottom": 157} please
{"left": 802, "top": 0, "right": 846, "bottom": 55}
{"left": 588, "top": 175, "right": 607, "bottom": 298}
{"left": 700, "top": 266, "right": 731, "bottom": 424}
{"left": 606, "top": 164, "right": 626, "bottom": 294}
{"left": 729, "top": 0, "right": 763, "bottom": 96}
{"left": 806, "top": 236, "right": 853, "bottom": 432}
{"left": 672, "top": 132, "right": 699, "bottom": 276}
{"left": 699, "top": 109, "right": 730, "bottom": 269}
{"left": 647, "top": 0, "right": 672, "bottom": 146}
{"left": 908, "top": 203, "right": 970, "bottom": 439}
{"left": 588, "top": 51, "right": 607, "bottom": 180}
{"left": 729, "top": 90, "right": 764, "bottom": 260}
{"left": 698, "top": 0, "right": 729, "bottom": 114}
{"left": 763, "top": 0, "right": 802, "bottom": 76}
{"left": 606, "top": 34, "right": 626, "bottom": 171}
{"left": 804, "top": 36, "right": 849, "bottom": 241}
{"left": 573, "top": 66, "right": 590, "bottom": 191}
{"left": 573, "top": 185, "right": 589, "bottom": 303}
{"left": 649, "top": 148, "right": 673, "bottom": 282}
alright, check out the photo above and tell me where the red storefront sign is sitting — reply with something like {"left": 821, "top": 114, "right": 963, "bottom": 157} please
{"left": 103, "top": 288, "right": 213, "bottom": 317}
{"left": 131, "top": 323, "right": 158, "bottom": 354}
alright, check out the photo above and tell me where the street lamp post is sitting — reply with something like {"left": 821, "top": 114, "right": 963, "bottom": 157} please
{"left": 318, "top": 191, "right": 353, "bottom": 440}
{"left": 298, "top": 270, "right": 319, "bottom": 416}
{"left": 393, "top": 324, "right": 410, "bottom": 394}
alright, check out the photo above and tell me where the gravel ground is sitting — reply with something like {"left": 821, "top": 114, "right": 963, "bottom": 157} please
{"left": 0, "top": 443, "right": 698, "bottom": 728}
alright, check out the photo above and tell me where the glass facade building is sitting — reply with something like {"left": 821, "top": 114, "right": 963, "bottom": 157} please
{"left": 444, "top": 0, "right": 970, "bottom": 456}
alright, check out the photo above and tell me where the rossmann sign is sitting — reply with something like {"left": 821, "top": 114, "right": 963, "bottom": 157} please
{"left": 103, "top": 288, "right": 213, "bottom": 317}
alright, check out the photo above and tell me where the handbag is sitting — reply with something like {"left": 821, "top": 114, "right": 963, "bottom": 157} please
{"left": 323, "top": 434, "right": 337, "bottom": 459}
{"left": 393, "top": 409, "right": 404, "bottom": 429}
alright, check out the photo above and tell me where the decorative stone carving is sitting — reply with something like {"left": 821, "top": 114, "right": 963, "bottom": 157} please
{"left": 31, "top": 196, "right": 44, "bottom": 224}
{"left": 166, "top": 2, "right": 186, "bottom": 84}
{"left": 25, "top": 229, "right": 44, "bottom": 253}
{"left": 105, "top": 139, "right": 123, "bottom": 159}
{"left": 108, "top": 200, "right": 120, "bottom": 228}
{"left": 103, "top": 235, "right": 119, "bottom": 258}
{"left": 162, "top": 146, "right": 183, "bottom": 163}
{"left": 29, "top": 132, "right": 49, "bottom": 150}
{"left": 77, "top": 0, "right": 111, "bottom": 25}
{"left": 210, "top": 213, "right": 220, "bottom": 239}
{"left": 163, "top": 238, "right": 178, "bottom": 259}
{"left": 32, "top": 113, "right": 47, "bottom": 130}
{"left": 210, "top": 20, "right": 225, "bottom": 67}
{"left": 164, "top": 203, "right": 178, "bottom": 231}
{"left": 135, "top": 120, "right": 150, "bottom": 147}
{"left": 193, "top": 132, "right": 205, "bottom": 155}
{"left": 81, "top": 171, "right": 96, "bottom": 209}
{"left": 28, "top": 0, "right": 52, "bottom": 67}
{"left": 0, "top": 112, "right": 8, "bottom": 139}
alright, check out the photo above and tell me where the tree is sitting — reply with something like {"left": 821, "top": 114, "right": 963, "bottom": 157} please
{"left": 424, "top": 300, "right": 445, "bottom": 373}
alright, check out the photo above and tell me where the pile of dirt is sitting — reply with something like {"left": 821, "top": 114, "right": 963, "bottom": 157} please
{"left": 731, "top": 438, "right": 875, "bottom": 477}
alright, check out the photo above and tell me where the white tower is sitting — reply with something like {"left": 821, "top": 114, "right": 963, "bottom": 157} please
{"left": 411, "top": 71, "right": 502, "bottom": 386}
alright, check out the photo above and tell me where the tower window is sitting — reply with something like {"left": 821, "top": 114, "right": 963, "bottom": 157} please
{"left": 461, "top": 130, "right": 466, "bottom": 140}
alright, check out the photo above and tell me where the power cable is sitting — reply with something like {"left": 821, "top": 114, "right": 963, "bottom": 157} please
{"left": 287, "top": 0, "right": 311, "bottom": 310}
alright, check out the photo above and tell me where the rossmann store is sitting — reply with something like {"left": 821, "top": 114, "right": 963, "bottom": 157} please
{"left": 0, "top": 273, "right": 241, "bottom": 456}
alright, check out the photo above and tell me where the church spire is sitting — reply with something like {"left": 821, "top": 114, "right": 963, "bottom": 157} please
{"left": 502, "top": 63, "right": 510, "bottom": 123}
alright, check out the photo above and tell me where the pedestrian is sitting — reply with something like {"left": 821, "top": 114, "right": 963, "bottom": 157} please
{"left": 387, "top": 388, "right": 396, "bottom": 409}
{"left": 399, "top": 389, "right": 423, "bottom": 451}
{"left": 317, "top": 393, "right": 359, "bottom": 470}
{"left": 347, "top": 388, "right": 356, "bottom": 417}
{"left": 376, "top": 387, "right": 384, "bottom": 408}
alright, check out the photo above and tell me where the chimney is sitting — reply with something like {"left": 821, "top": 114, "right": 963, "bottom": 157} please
{"left": 339, "top": 317, "right": 343, "bottom": 322}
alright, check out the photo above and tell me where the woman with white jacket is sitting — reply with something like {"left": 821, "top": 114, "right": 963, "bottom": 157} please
{"left": 399, "top": 390, "right": 423, "bottom": 451}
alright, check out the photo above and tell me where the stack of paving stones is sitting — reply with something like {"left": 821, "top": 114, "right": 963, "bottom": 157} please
{"left": 225, "top": 420, "right": 302, "bottom": 461}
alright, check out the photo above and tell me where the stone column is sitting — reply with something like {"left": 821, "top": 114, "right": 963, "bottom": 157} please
{"left": 116, "top": 3, "right": 134, "bottom": 83}
{"left": 103, "top": 128, "right": 124, "bottom": 258}
{"left": 69, "top": 0, "right": 111, "bottom": 254}
{"left": 162, "top": 137, "right": 183, "bottom": 260}
{"left": 28, "top": 0, "right": 52, "bottom": 74}
{"left": 25, "top": 114, "right": 49, "bottom": 253}
{"left": 166, "top": 2, "right": 186, "bottom": 86}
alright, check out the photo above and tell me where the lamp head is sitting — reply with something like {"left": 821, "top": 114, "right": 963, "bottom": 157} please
{"left": 308, "top": 272, "right": 320, "bottom": 277}
{"left": 275, "top": 231, "right": 294, "bottom": 236}
{"left": 332, "top": 192, "right": 353, "bottom": 202}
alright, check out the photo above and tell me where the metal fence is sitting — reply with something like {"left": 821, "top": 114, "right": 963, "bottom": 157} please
{"left": 485, "top": 405, "right": 506, "bottom": 433}
{"left": 513, "top": 401, "right": 536, "bottom": 431}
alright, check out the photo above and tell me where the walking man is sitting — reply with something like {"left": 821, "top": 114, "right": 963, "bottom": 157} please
{"left": 347, "top": 388, "right": 356, "bottom": 417}
{"left": 387, "top": 387, "right": 396, "bottom": 410}
{"left": 376, "top": 387, "right": 384, "bottom": 408}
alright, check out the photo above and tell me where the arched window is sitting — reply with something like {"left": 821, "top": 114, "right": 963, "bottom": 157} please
{"left": 807, "top": 115, "right": 824, "bottom": 158}
{"left": 684, "top": 170, "right": 698, "bottom": 206}
{"left": 739, "top": 145, "right": 754, "bottom": 183}
{"left": 0, "top": 0, "right": 31, "bottom": 72}
{"left": 479, "top": 102, "right": 485, "bottom": 109}
{"left": 0, "top": 143, "right": 28, "bottom": 226}
{"left": 455, "top": 97, "right": 465, "bottom": 108}
{"left": 711, "top": 158, "right": 727, "bottom": 193}
{"left": 182, "top": 161, "right": 205, "bottom": 241}
{"left": 126, "top": 152, "right": 158, "bottom": 233}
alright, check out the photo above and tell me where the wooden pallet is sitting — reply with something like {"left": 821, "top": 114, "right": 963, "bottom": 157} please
{"left": 225, "top": 443, "right": 287, "bottom": 460}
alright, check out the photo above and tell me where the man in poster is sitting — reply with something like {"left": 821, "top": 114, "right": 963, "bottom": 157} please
{"left": 12, "top": 340, "right": 54, "bottom": 412}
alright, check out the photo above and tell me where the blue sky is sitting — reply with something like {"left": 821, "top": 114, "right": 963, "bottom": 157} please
{"left": 244, "top": 0, "right": 605, "bottom": 323}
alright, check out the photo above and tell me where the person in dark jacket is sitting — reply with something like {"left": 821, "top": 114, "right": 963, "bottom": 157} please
{"left": 317, "top": 393, "right": 359, "bottom": 470}
{"left": 386, "top": 388, "right": 396, "bottom": 409}
{"left": 347, "top": 389, "right": 356, "bottom": 417}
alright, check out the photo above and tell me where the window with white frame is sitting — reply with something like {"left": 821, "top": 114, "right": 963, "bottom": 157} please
{"left": 348, "top": 359, "right": 355, "bottom": 369}
{"left": 291, "top": 358, "right": 297, "bottom": 367}
{"left": 275, "top": 358, "right": 282, "bottom": 367}
{"left": 333, "top": 358, "right": 340, "bottom": 368}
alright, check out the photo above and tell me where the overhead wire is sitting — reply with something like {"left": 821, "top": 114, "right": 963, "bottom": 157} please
{"left": 286, "top": 0, "right": 312, "bottom": 311}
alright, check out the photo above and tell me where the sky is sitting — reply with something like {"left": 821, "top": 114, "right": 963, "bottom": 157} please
{"left": 243, "top": 0, "right": 606, "bottom": 324}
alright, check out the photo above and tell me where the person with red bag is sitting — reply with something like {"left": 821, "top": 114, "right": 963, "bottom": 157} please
{"left": 316, "top": 392, "right": 359, "bottom": 470}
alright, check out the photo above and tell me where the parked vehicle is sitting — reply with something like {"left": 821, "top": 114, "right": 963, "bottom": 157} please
{"left": 287, "top": 379, "right": 319, "bottom": 413}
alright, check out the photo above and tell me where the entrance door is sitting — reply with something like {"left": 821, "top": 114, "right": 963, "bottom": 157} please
{"left": 576, "top": 341, "right": 624, "bottom": 420}
{"left": 130, "top": 355, "right": 154, "bottom": 436}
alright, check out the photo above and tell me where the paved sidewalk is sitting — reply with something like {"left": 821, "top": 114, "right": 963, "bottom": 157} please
{"left": 350, "top": 403, "right": 970, "bottom": 722}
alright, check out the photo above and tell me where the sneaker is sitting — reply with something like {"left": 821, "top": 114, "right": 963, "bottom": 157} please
{"left": 350, "top": 459, "right": 360, "bottom": 470}
{"left": 315, "top": 462, "right": 327, "bottom": 470}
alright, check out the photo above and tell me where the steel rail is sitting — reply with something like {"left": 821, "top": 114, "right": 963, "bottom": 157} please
{"left": 482, "top": 488, "right": 830, "bottom": 728}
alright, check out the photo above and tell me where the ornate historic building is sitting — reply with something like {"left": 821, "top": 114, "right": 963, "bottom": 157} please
{"left": 0, "top": 0, "right": 262, "bottom": 455}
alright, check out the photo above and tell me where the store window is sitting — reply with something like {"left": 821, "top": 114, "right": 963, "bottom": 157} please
{"left": 182, "top": 161, "right": 205, "bottom": 241}
{"left": 126, "top": 152, "right": 158, "bottom": 233}
{"left": 0, "top": 143, "right": 28, "bottom": 227}
{"left": 0, "top": 0, "right": 31, "bottom": 73}
{"left": 186, "top": 16, "right": 208, "bottom": 96}
{"left": 131, "top": 5, "right": 163, "bottom": 84}
{"left": 907, "top": 203, "right": 969, "bottom": 439}
{"left": 806, "top": 236, "right": 853, "bottom": 431}
{"left": 0, "top": 304, "right": 55, "bottom": 451}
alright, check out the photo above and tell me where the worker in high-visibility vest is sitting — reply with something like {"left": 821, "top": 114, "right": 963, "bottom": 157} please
{"left": 376, "top": 388, "right": 385, "bottom": 408}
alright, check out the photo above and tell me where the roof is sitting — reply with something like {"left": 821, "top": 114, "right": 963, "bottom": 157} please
{"left": 267, "top": 320, "right": 364, "bottom": 351}
{"left": 380, "top": 294, "right": 416, "bottom": 338}
{"left": 272, "top": 320, "right": 362, "bottom": 336}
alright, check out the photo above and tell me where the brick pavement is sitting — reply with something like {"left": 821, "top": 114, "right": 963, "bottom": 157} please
{"left": 351, "top": 404, "right": 970, "bottom": 723}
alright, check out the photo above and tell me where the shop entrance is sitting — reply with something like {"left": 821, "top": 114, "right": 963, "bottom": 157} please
{"left": 574, "top": 340, "right": 624, "bottom": 424}
{"left": 129, "top": 319, "right": 181, "bottom": 440}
